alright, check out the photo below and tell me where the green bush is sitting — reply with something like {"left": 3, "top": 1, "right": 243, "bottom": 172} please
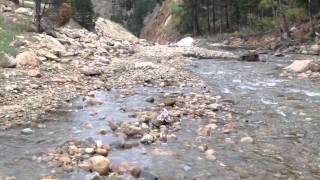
{"left": 286, "top": 7, "right": 305, "bottom": 23}
{"left": 0, "top": 17, "right": 27, "bottom": 56}
{"left": 254, "top": 17, "right": 276, "bottom": 31}
{"left": 169, "top": 2, "right": 183, "bottom": 17}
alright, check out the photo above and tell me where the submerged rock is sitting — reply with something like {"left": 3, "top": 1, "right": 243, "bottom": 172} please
{"left": 21, "top": 128, "right": 34, "bottom": 135}
{"left": 239, "top": 51, "right": 260, "bottom": 62}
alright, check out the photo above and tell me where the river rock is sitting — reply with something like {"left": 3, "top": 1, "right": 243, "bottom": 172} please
{"left": 96, "top": 148, "right": 108, "bottom": 156}
{"left": 284, "top": 60, "right": 313, "bottom": 73}
{"left": 240, "top": 51, "right": 260, "bottom": 62}
{"left": 145, "top": 96, "right": 155, "bottom": 103}
{"left": 207, "top": 103, "right": 219, "bottom": 111}
{"left": 85, "top": 172, "right": 105, "bottom": 180}
{"left": 68, "top": 145, "right": 78, "bottom": 156}
{"left": 310, "top": 44, "right": 320, "bottom": 54}
{"left": 84, "top": 148, "right": 95, "bottom": 154}
{"left": 21, "top": 128, "right": 34, "bottom": 135}
{"left": 89, "top": 156, "right": 111, "bottom": 175}
{"left": 240, "top": 136, "right": 254, "bottom": 144}
{"left": 140, "top": 134, "right": 156, "bottom": 145}
{"left": 0, "top": 52, "right": 16, "bottom": 68}
{"left": 176, "top": 37, "right": 194, "bottom": 47}
{"left": 16, "top": 51, "right": 40, "bottom": 67}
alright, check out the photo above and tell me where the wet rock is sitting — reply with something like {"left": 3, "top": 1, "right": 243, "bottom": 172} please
{"left": 89, "top": 155, "right": 111, "bottom": 175}
{"left": 162, "top": 98, "right": 176, "bottom": 107}
{"left": 239, "top": 51, "right": 260, "bottom": 62}
{"left": 84, "top": 148, "right": 95, "bottom": 154}
{"left": 68, "top": 145, "right": 78, "bottom": 156}
{"left": 85, "top": 172, "right": 105, "bottom": 180}
{"left": 21, "top": 128, "right": 34, "bottom": 135}
{"left": 284, "top": 60, "right": 313, "bottom": 73}
{"left": 198, "top": 127, "right": 211, "bottom": 137}
{"left": 139, "top": 170, "right": 158, "bottom": 180}
{"left": 156, "top": 109, "right": 172, "bottom": 124}
{"left": 205, "top": 149, "right": 216, "bottom": 161}
{"left": 108, "top": 121, "right": 119, "bottom": 131}
{"left": 99, "top": 129, "right": 108, "bottom": 135}
{"left": 145, "top": 96, "right": 155, "bottom": 103}
{"left": 0, "top": 52, "right": 16, "bottom": 68}
{"left": 240, "top": 136, "right": 254, "bottom": 144}
{"left": 121, "top": 123, "right": 143, "bottom": 137}
{"left": 140, "top": 134, "right": 156, "bottom": 145}
{"left": 16, "top": 51, "right": 40, "bottom": 67}
{"left": 96, "top": 148, "right": 108, "bottom": 156}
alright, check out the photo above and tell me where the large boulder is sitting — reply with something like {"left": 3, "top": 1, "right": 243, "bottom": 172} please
{"left": 15, "top": 51, "right": 40, "bottom": 67}
{"left": 89, "top": 156, "right": 111, "bottom": 175}
{"left": 284, "top": 60, "right": 313, "bottom": 73}
{"left": 176, "top": 37, "right": 195, "bottom": 47}
{"left": 0, "top": 52, "right": 16, "bottom": 68}
{"left": 239, "top": 51, "right": 260, "bottom": 62}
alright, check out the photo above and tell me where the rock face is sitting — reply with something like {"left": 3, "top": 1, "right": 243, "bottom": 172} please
{"left": 16, "top": 51, "right": 40, "bottom": 67}
{"left": 240, "top": 51, "right": 260, "bottom": 62}
{"left": 284, "top": 60, "right": 313, "bottom": 73}
{"left": 0, "top": 52, "right": 16, "bottom": 68}
{"left": 89, "top": 156, "right": 111, "bottom": 175}
{"left": 176, "top": 37, "right": 194, "bottom": 47}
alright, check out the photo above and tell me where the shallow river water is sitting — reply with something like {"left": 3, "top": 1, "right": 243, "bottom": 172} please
{"left": 0, "top": 53, "right": 320, "bottom": 180}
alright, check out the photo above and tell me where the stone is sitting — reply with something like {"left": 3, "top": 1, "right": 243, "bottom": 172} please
{"left": 96, "top": 148, "right": 108, "bottom": 156}
{"left": 84, "top": 148, "right": 95, "bottom": 154}
{"left": 156, "top": 109, "right": 172, "bottom": 124}
{"left": 79, "top": 162, "right": 92, "bottom": 171}
{"left": 284, "top": 60, "right": 313, "bottom": 73}
{"left": 198, "top": 127, "right": 211, "bottom": 137}
{"left": 99, "top": 129, "right": 108, "bottom": 135}
{"left": 21, "top": 128, "right": 34, "bottom": 135}
{"left": 16, "top": 51, "right": 40, "bottom": 67}
{"left": 239, "top": 51, "right": 260, "bottom": 62}
{"left": 310, "top": 44, "right": 320, "bottom": 54}
{"left": 0, "top": 52, "right": 16, "bottom": 68}
{"left": 42, "top": 35, "right": 66, "bottom": 53}
{"left": 15, "top": 7, "right": 33, "bottom": 16}
{"left": 310, "top": 62, "right": 320, "bottom": 72}
{"left": 85, "top": 172, "right": 104, "bottom": 180}
{"left": 81, "top": 67, "right": 103, "bottom": 76}
{"left": 58, "top": 156, "right": 71, "bottom": 165}
{"left": 134, "top": 62, "right": 158, "bottom": 69}
{"left": 176, "top": 37, "right": 194, "bottom": 47}
{"left": 27, "top": 69, "right": 41, "bottom": 77}
{"left": 145, "top": 96, "right": 155, "bottom": 103}
{"left": 140, "top": 134, "right": 156, "bottom": 145}
{"left": 89, "top": 156, "right": 111, "bottom": 175}
{"left": 162, "top": 98, "right": 176, "bottom": 107}
{"left": 240, "top": 136, "right": 254, "bottom": 144}
{"left": 139, "top": 170, "right": 158, "bottom": 180}
{"left": 207, "top": 103, "right": 219, "bottom": 111}
{"left": 68, "top": 145, "right": 78, "bottom": 156}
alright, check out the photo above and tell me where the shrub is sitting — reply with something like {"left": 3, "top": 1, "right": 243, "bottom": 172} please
{"left": 169, "top": 2, "right": 183, "bottom": 17}
{"left": 0, "top": 17, "right": 27, "bottom": 56}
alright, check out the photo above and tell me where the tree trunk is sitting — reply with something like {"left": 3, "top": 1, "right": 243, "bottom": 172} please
{"left": 35, "top": 0, "right": 42, "bottom": 33}
{"left": 309, "top": 0, "right": 315, "bottom": 37}
{"left": 212, "top": 0, "right": 216, "bottom": 33}
{"left": 207, "top": 0, "right": 211, "bottom": 33}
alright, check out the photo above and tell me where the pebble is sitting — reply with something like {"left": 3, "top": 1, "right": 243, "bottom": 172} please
{"left": 21, "top": 128, "right": 34, "bottom": 135}
{"left": 89, "top": 155, "right": 111, "bottom": 175}
{"left": 84, "top": 148, "right": 95, "bottom": 154}
{"left": 140, "top": 134, "right": 156, "bottom": 145}
{"left": 99, "top": 129, "right": 107, "bottom": 135}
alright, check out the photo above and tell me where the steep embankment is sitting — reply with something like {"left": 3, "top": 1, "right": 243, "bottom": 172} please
{"left": 140, "top": 0, "right": 181, "bottom": 44}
